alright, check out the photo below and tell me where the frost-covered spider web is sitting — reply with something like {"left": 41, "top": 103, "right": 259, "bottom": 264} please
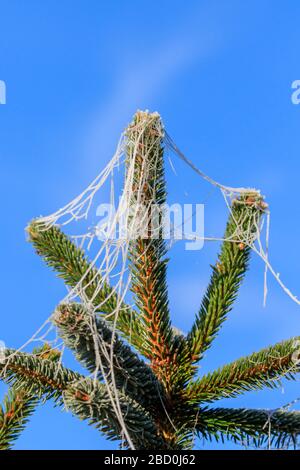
{"left": 6, "top": 110, "right": 300, "bottom": 449}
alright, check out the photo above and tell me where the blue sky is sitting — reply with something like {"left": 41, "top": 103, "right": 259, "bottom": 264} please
{"left": 1, "top": 0, "right": 300, "bottom": 450}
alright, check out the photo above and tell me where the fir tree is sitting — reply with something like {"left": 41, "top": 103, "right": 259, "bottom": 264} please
{"left": 1, "top": 111, "right": 300, "bottom": 450}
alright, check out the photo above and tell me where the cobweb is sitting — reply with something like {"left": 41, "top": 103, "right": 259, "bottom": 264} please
{"left": 4, "top": 110, "right": 300, "bottom": 449}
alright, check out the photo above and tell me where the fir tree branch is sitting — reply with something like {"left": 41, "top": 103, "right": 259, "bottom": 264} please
{"left": 64, "top": 380, "right": 168, "bottom": 449}
{"left": 0, "top": 344, "right": 60, "bottom": 450}
{"left": 0, "top": 348, "right": 166, "bottom": 449}
{"left": 27, "top": 221, "right": 144, "bottom": 354}
{"left": 185, "top": 337, "right": 300, "bottom": 404}
{"left": 0, "top": 348, "right": 82, "bottom": 402}
{"left": 187, "top": 194, "right": 267, "bottom": 363}
{"left": 196, "top": 407, "right": 300, "bottom": 448}
{"left": 0, "top": 388, "right": 37, "bottom": 450}
{"left": 126, "top": 111, "right": 174, "bottom": 389}
{"left": 52, "top": 302, "right": 165, "bottom": 411}
{"left": 17, "top": 110, "right": 300, "bottom": 450}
